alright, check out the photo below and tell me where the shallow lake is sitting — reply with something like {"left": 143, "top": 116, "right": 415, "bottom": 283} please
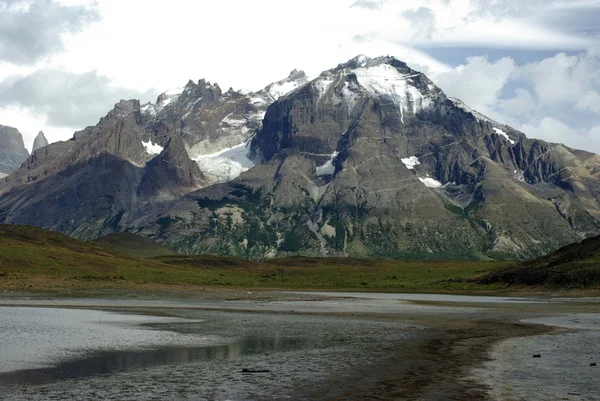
{"left": 0, "top": 303, "right": 418, "bottom": 400}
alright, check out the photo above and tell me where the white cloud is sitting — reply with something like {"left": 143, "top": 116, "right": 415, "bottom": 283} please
{"left": 0, "top": 68, "right": 158, "bottom": 129}
{"left": 521, "top": 117, "right": 578, "bottom": 145}
{"left": 515, "top": 52, "right": 600, "bottom": 107}
{"left": 521, "top": 117, "right": 600, "bottom": 153}
{"left": 431, "top": 47, "right": 600, "bottom": 153}
{"left": 575, "top": 91, "right": 600, "bottom": 113}
{"left": 0, "top": 0, "right": 99, "bottom": 64}
{"left": 498, "top": 88, "right": 537, "bottom": 117}
{"left": 433, "top": 56, "right": 516, "bottom": 112}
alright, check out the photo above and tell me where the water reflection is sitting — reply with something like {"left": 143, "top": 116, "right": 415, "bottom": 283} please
{"left": 0, "top": 336, "right": 300, "bottom": 387}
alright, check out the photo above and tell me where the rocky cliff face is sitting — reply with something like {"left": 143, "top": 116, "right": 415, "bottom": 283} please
{"left": 0, "top": 125, "right": 29, "bottom": 175}
{"left": 0, "top": 100, "right": 204, "bottom": 239}
{"left": 133, "top": 56, "right": 600, "bottom": 260}
{"left": 32, "top": 131, "right": 49, "bottom": 153}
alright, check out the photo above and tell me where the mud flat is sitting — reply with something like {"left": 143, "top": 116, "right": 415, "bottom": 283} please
{"left": 0, "top": 291, "right": 598, "bottom": 400}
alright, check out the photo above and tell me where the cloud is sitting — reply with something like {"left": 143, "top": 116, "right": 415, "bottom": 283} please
{"left": 514, "top": 52, "right": 600, "bottom": 107}
{"left": 0, "top": 68, "right": 158, "bottom": 128}
{"left": 521, "top": 117, "right": 600, "bottom": 153}
{"left": 350, "top": 0, "right": 386, "bottom": 10}
{"left": 433, "top": 56, "right": 516, "bottom": 112}
{"left": 401, "top": 7, "right": 437, "bottom": 40}
{"left": 469, "top": 0, "right": 561, "bottom": 19}
{"left": 498, "top": 88, "right": 537, "bottom": 117}
{"left": 576, "top": 91, "right": 600, "bottom": 113}
{"left": 0, "top": 0, "right": 99, "bottom": 65}
{"left": 433, "top": 48, "right": 600, "bottom": 153}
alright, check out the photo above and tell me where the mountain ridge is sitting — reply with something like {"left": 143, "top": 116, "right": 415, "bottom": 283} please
{"left": 1, "top": 55, "right": 600, "bottom": 260}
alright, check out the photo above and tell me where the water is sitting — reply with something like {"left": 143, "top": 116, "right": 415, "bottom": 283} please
{"left": 301, "top": 291, "right": 552, "bottom": 304}
{"left": 0, "top": 305, "right": 417, "bottom": 400}
{"left": 476, "top": 314, "right": 600, "bottom": 401}
{"left": 0, "top": 307, "right": 217, "bottom": 374}
{"left": 0, "top": 337, "right": 301, "bottom": 387}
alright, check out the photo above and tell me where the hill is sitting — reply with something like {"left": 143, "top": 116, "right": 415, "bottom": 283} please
{"left": 0, "top": 224, "right": 501, "bottom": 292}
{"left": 481, "top": 235, "right": 600, "bottom": 289}
{"left": 0, "top": 224, "right": 184, "bottom": 286}
{"left": 93, "top": 232, "right": 176, "bottom": 258}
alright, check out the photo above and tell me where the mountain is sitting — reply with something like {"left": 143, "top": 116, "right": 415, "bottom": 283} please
{"left": 481, "top": 234, "right": 600, "bottom": 288}
{"left": 133, "top": 56, "right": 600, "bottom": 260}
{"left": 32, "top": 131, "right": 49, "bottom": 153}
{"left": 1, "top": 55, "right": 600, "bottom": 260}
{"left": 0, "top": 71, "right": 307, "bottom": 239}
{"left": 0, "top": 124, "right": 29, "bottom": 176}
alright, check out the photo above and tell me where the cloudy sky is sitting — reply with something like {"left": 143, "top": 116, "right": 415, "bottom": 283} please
{"left": 0, "top": 0, "right": 599, "bottom": 153}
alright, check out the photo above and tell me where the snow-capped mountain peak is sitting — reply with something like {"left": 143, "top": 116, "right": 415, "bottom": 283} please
{"left": 299, "top": 55, "right": 439, "bottom": 123}
{"left": 155, "top": 87, "right": 184, "bottom": 112}
{"left": 263, "top": 69, "right": 311, "bottom": 101}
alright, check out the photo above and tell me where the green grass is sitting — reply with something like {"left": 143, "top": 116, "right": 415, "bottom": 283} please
{"left": 0, "top": 224, "right": 503, "bottom": 292}
{"left": 93, "top": 232, "right": 176, "bottom": 258}
{"left": 154, "top": 255, "right": 502, "bottom": 291}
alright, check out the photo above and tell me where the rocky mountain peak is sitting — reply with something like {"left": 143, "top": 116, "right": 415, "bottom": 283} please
{"left": 262, "top": 70, "right": 312, "bottom": 101}
{"left": 0, "top": 124, "right": 30, "bottom": 175}
{"left": 32, "top": 131, "right": 49, "bottom": 153}
{"left": 138, "top": 134, "right": 205, "bottom": 198}
{"left": 287, "top": 69, "right": 307, "bottom": 81}
{"left": 101, "top": 99, "right": 141, "bottom": 123}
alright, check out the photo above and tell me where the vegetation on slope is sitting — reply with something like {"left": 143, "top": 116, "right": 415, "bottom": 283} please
{"left": 93, "top": 232, "right": 176, "bottom": 258}
{"left": 0, "top": 224, "right": 502, "bottom": 292}
{"left": 481, "top": 235, "right": 600, "bottom": 289}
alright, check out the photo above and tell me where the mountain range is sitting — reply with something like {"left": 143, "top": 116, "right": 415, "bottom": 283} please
{"left": 2, "top": 55, "right": 600, "bottom": 260}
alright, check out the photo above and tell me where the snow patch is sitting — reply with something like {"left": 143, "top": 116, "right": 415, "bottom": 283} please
{"left": 316, "top": 151, "right": 339, "bottom": 176}
{"left": 419, "top": 177, "right": 443, "bottom": 188}
{"left": 221, "top": 113, "right": 250, "bottom": 135}
{"left": 155, "top": 87, "right": 184, "bottom": 112}
{"left": 196, "top": 142, "right": 256, "bottom": 183}
{"left": 313, "top": 77, "right": 334, "bottom": 101}
{"left": 401, "top": 156, "right": 420, "bottom": 170}
{"left": 333, "top": 81, "right": 360, "bottom": 114}
{"left": 353, "top": 55, "right": 369, "bottom": 67}
{"left": 268, "top": 81, "right": 299, "bottom": 99}
{"left": 142, "top": 140, "right": 164, "bottom": 155}
{"left": 513, "top": 169, "right": 525, "bottom": 182}
{"left": 354, "top": 64, "right": 431, "bottom": 124}
{"left": 249, "top": 95, "right": 268, "bottom": 106}
{"left": 164, "top": 87, "right": 184, "bottom": 96}
{"left": 0, "top": 172, "right": 7, "bottom": 179}
{"left": 140, "top": 103, "right": 156, "bottom": 116}
{"left": 450, "top": 97, "right": 492, "bottom": 123}
{"left": 266, "top": 73, "right": 310, "bottom": 100}
{"left": 493, "top": 127, "right": 515, "bottom": 145}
